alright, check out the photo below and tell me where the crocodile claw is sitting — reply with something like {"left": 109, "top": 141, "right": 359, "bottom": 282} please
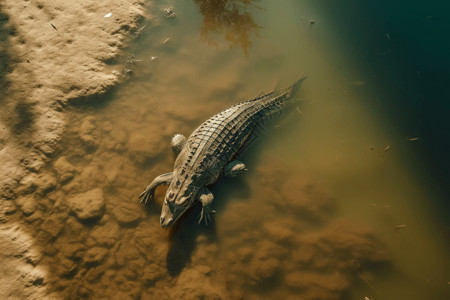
{"left": 139, "top": 188, "right": 155, "bottom": 205}
{"left": 198, "top": 207, "right": 216, "bottom": 226}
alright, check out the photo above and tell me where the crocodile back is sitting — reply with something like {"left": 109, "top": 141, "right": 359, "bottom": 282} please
{"left": 174, "top": 76, "right": 306, "bottom": 187}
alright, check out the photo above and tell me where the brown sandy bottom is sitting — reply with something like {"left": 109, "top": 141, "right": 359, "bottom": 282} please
{"left": 1, "top": 0, "right": 392, "bottom": 298}
{"left": 4, "top": 96, "right": 391, "bottom": 299}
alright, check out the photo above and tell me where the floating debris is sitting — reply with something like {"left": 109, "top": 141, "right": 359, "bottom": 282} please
{"left": 162, "top": 37, "right": 172, "bottom": 44}
{"left": 135, "top": 25, "right": 146, "bottom": 38}
{"left": 296, "top": 107, "right": 303, "bottom": 114}
{"left": 126, "top": 54, "right": 142, "bottom": 65}
{"left": 356, "top": 271, "right": 378, "bottom": 293}
{"left": 386, "top": 33, "right": 391, "bottom": 40}
{"left": 51, "top": 23, "right": 58, "bottom": 30}
{"left": 409, "top": 137, "right": 420, "bottom": 141}
{"left": 378, "top": 224, "right": 407, "bottom": 235}
{"left": 384, "top": 145, "right": 391, "bottom": 151}
{"left": 151, "top": 56, "right": 158, "bottom": 61}
{"left": 370, "top": 147, "right": 374, "bottom": 150}
{"left": 164, "top": 7, "right": 176, "bottom": 18}
{"left": 104, "top": 13, "right": 112, "bottom": 18}
{"left": 394, "top": 224, "right": 407, "bottom": 231}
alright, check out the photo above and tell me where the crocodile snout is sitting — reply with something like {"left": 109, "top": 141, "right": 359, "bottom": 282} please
{"left": 160, "top": 216, "right": 174, "bottom": 228}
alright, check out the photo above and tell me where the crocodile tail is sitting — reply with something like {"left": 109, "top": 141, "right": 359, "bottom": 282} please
{"left": 286, "top": 74, "right": 308, "bottom": 98}
{"left": 257, "top": 74, "right": 308, "bottom": 114}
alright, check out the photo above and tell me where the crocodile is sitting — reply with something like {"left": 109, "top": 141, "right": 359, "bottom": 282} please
{"left": 139, "top": 76, "right": 306, "bottom": 228}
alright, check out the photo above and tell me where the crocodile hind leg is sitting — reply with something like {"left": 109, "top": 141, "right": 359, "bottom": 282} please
{"left": 139, "top": 172, "right": 173, "bottom": 205}
{"left": 224, "top": 160, "right": 247, "bottom": 177}
{"left": 171, "top": 134, "right": 186, "bottom": 155}
{"left": 198, "top": 187, "right": 216, "bottom": 226}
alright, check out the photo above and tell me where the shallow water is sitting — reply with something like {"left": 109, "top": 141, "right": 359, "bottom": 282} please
{"left": 13, "top": 0, "right": 449, "bottom": 299}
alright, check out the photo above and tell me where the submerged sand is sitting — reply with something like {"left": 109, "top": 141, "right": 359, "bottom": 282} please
{"left": 0, "top": 0, "right": 146, "bottom": 298}
{"left": 1, "top": 1, "right": 393, "bottom": 299}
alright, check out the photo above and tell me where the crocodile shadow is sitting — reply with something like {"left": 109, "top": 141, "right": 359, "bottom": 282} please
{"left": 166, "top": 204, "right": 215, "bottom": 277}
{"left": 165, "top": 175, "right": 250, "bottom": 277}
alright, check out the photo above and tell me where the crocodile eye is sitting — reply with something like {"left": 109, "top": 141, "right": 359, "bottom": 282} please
{"left": 168, "top": 191, "right": 175, "bottom": 199}
{"left": 176, "top": 180, "right": 180, "bottom": 186}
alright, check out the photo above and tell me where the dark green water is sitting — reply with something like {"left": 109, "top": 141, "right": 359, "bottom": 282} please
{"left": 313, "top": 1, "right": 450, "bottom": 297}
{"left": 318, "top": 0, "right": 450, "bottom": 218}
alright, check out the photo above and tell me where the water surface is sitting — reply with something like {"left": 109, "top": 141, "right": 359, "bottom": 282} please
{"left": 13, "top": 0, "right": 450, "bottom": 299}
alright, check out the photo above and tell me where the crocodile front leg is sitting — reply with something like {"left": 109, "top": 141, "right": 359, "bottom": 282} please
{"left": 198, "top": 187, "right": 216, "bottom": 226}
{"left": 171, "top": 134, "right": 186, "bottom": 155}
{"left": 139, "top": 172, "right": 173, "bottom": 205}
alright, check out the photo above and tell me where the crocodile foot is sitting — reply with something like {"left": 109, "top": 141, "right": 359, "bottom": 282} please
{"left": 198, "top": 206, "right": 216, "bottom": 226}
{"left": 139, "top": 187, "right": 155, "bottom": 205}
{"left": 138, "top": 172, "right": 174, "bottom": 205}
{"left": 198, "top": 187, "right": 215, "bottom": 226}
{"left": 224, "top": 160, "right": 247, "bottom": 177}
{"left": 171, "top": 134, "right": 186, "bottom": 155}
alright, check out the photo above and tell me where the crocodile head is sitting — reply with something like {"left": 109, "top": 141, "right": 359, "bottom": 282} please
{"left": 160, "top": 176, "right": 197, "bottom": 228}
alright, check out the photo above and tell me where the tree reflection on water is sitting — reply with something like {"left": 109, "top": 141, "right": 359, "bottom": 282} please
{"left": 193, "top": 0, "right": 261, "bottom": 55}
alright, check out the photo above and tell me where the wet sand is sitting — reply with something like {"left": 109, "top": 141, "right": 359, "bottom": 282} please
{"left": 0, "top": 0, "right": 146, "bottom": 298}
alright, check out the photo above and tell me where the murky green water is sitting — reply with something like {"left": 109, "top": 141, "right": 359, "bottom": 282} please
{"left": 13, "top": 0, "right": 450, "bottom": 299}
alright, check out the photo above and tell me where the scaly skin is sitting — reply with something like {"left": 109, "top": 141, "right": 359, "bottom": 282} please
{"left": 139, "top": 76, "right": 306, "bottom": 228}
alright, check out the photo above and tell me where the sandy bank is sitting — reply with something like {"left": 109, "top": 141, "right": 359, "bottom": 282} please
{"left": 0, "top": 0, "right": 147, "bottom": 298}
{"left": 0, "top": 0, "right": 146, "bottom": 197}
